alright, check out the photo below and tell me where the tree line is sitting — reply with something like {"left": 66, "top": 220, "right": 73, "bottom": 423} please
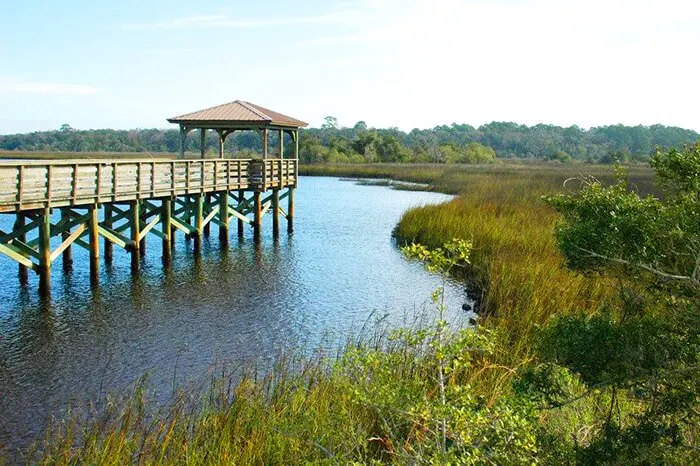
{"left": 1, "top": 120, "right": 697, "bottom": 164}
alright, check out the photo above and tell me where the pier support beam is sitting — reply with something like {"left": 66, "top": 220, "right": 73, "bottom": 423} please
{"left": 16, "top": 213, "right": 28, "bottom": 285}
{"left": 60, "top": 208, "right": 73, "bottom": 271}
{"left": 38, "top": 207, "right": 51, "bottom": 295}
{"left": 104, "top": 204, "right": 113, "bottom": 263}
{"left": 194, "top": 194, "right": 204, "bottom": 252}
{"left": 204, "top": 194, "right": 211, "bottom": 237}
{"left": 219, "top": 191, "right": 229, "bottom": 245}
{"left": 253, "top": 191, "right": 262, "bottom": 241}
{"left": 88, "top": 204, "right": 99, "bottom": 283}
{"left": 139, "top": 201, "right": 147, "bottom": 257}
{"left": 237, "top": 189, "right": 245, "bottom": 239}
{"left": 161, "top": 198, "right": 172, "bottom": 263}
{"left": 272, "top": 188, "right": 280, "bottom": 237}
{"left": 287, "top": 187, "right": 295, "bottom": 233}
{"left": 130, "top": 200, "right": 140, "bottom": 271}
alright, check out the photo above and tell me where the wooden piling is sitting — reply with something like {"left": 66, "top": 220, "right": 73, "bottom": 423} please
{"left": 60, "top": 208, "right": 73, "bottom": 271}
{"left": 194, "top": 194, "right": 203, "bottom": 251}
{"left": 204, "top": 194, "right": 211, "bottom": 237}
{"left": 88, "top": 204, "right": 99, "bottom": 283}
{"left": 272, "top": 188, "right": 280, "bottom": 237}
{"left": 219, "top": 191, "right": 229, "bottom": 244}
{"left": 139, "top": 201, "right": 147, "bottom": 257}
{"left": 130, "top": 200, "right": 140, "bottom": 271}
{"left": 104, "top": 204, "right": 113, "bottom": 263}
{"left": 253, "top": 191, "right": 262, "bottom": 240}
{"left": 38, "top": 207, "right": 51, "bottom": 295}
{"left": 237, "top": 189, "right": 245, "bottom": 238}
{"left": 161, "top": 198, "right": 172, "bottom": 263}
{"left": 287, "top": 187, "right": 295, "bottom": 233}
{"left": 16, "top": 213, "right": 28, "bottom": 284}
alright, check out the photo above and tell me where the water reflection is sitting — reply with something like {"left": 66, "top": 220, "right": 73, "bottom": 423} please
{"left": 0, "top": 177, "right": 468, "bottom": 452}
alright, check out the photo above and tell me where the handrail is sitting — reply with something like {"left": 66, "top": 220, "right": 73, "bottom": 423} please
{"left": 0, "top": 158, "right": 297, "bottom": 212}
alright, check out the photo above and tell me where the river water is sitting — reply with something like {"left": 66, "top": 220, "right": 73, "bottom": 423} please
{"left": 0, "top": 176, "right": 469, "bottom": 452}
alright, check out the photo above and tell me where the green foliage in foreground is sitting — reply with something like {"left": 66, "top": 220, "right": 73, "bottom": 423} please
{"left": 535, "top": 143, "right": 700, "bottom": 463}
{"left": 27, "top": 240, "right": 548, "bottom": 464}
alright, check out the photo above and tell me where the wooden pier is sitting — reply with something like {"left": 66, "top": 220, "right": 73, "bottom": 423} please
{"left": 0, "top": 100, "right": 306, "bottom": 294}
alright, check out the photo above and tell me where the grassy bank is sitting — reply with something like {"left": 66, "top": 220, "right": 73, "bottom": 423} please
{"left": 13, "top": 161, "right": 660, "bottom": 463}
{"left": 304, "top": 162, "right": 657, "bottom": 391}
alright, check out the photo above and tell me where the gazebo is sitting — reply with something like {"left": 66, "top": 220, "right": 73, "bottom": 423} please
{"left": 167, "top": 100, "right": 308, "bottom": 159}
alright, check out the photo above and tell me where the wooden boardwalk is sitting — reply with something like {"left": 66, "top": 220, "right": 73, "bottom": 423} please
{"left": 0, "top": 157, "right": 297, "bottom": 294}
{"left": 0, "top": 158, "right": 295, "bottom": 212}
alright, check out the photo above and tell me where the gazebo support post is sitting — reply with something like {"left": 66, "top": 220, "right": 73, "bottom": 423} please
{"left": 217, "top": 130, "right": 225, "bottom": 158}
{"left": 288, "top": 129, "right": 299, "bottom": 233}
{"left": 179, "top": 125, "right": 187, "bottom": 158}
{"left": 262, "top": 129, "right": 268, "bottom": 159}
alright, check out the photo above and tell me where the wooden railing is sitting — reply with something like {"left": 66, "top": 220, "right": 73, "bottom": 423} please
{"left": 0, "top": 158, "right": 297, "bottom": 212}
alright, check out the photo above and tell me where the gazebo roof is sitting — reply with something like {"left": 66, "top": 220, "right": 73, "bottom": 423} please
{"left": 168, "top": 100, "right": 308, "bottom": 129}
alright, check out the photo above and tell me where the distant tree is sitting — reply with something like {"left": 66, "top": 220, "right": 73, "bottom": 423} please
{"left": 353, "top": 121, "right": 368, "bottom": 132}
{"left": 59, "top": 123, "right": 73, "bottom": 132}
{"left": 322, "top": 116, "right": 339, "bottom": 129}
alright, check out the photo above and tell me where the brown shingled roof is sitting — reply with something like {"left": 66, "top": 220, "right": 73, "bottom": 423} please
{"left": 168, "top": 100, "right": 307, "bottom": 128}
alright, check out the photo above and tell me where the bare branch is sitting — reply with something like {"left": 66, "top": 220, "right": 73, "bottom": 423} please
{"left": 574, "top": 245, "right": 698, "bottom": 286}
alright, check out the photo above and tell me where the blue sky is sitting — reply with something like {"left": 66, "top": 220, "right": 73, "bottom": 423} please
{"left": 1, "top": 0, "right": 699, "bottom": 133}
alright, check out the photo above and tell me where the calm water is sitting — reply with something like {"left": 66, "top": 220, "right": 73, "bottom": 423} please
{"left": 0, "top": 176, "right": 468, "bottom": 452}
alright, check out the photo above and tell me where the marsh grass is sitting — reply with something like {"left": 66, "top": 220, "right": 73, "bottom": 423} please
{"left": 305, "top": 162, "right": 656, "bottom": 391}
{"left": 11, "top": 161, "right": 659, "bottom": 463}
{"left": 25, "top": 320, "right": 534, "bottom": 465}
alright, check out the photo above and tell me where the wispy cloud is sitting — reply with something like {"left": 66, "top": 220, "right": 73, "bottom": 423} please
{"left": 141, "top": 47, "right": 196, "bottom": 55}
{"left": 125, "top": 10, "right": 359, "bottom": 31}
{"left": 0, "top": 77, "right": 101, "bottom": 94}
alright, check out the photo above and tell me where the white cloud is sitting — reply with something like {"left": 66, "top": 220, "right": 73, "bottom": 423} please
{"left": 294, "top": 0, "right": 700, "bottom": 131}
{"left": 125, "top": 10, "right": 360, "bottom": 31}
{"left": 0, "top": 78, "right": 101, "bottom": 94}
